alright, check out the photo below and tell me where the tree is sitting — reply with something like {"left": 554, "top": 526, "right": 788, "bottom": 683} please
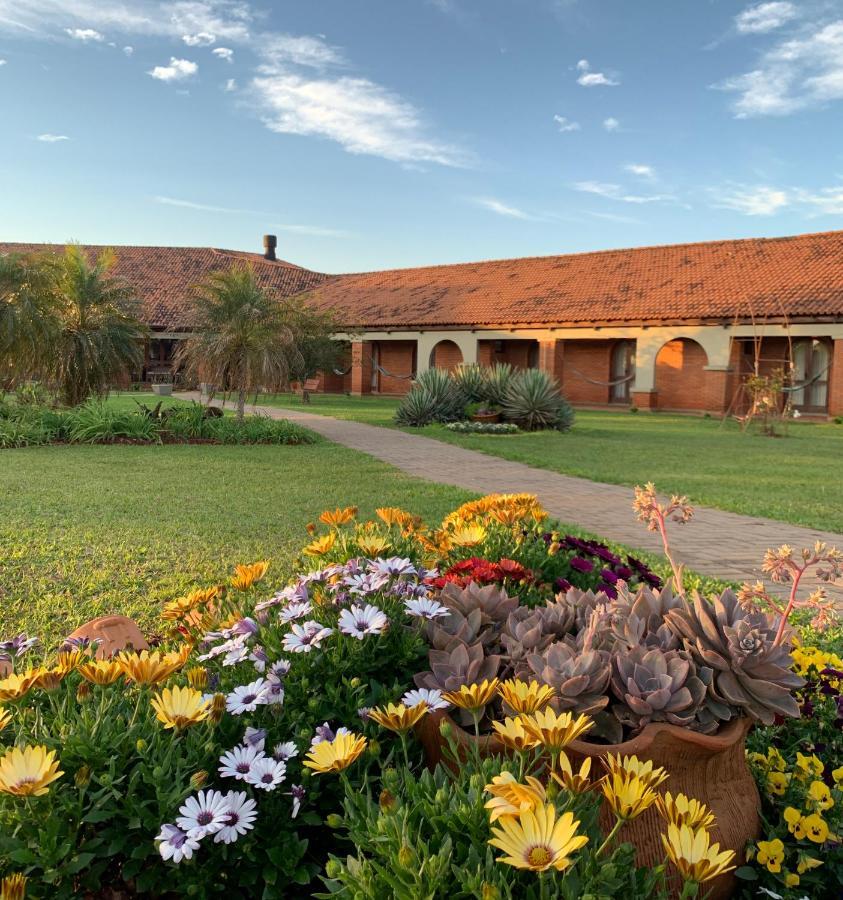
{"left": 283, "top": 297, "right": 344, "bottom": 386}
{"left": 176, "top": 264, "right": 327, "bottom": 421}
{"left": 44, "top": 246, "right": 146, "bottom": 406}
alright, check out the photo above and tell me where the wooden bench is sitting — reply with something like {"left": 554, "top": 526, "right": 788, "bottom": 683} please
{"left": 299, "top": 377, "right": 320, "bottom": 403}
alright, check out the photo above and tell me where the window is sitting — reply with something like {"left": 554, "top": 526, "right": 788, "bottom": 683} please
{"left": 610, "top": 340, "right": 635, "bottom": 403}
{"left": 791, "top": 339, "right": 830, "bottom": 412}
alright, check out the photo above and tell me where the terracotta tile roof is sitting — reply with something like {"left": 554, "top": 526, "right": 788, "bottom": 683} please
{"left": 307, "top": 230, "right": 843, "bottom": 328}
{"left": 0, "top": 243, "right": 329, "bottom": 330}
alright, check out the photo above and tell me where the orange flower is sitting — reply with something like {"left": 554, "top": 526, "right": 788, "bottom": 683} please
{"left": 231, "top": 561, "right": 270, "bottom": 591}
{"left": 319, "top": 506, "right": 357, "bottom": 527}
{"left": 303, "top": 532, "right": 337, "bottom": 557}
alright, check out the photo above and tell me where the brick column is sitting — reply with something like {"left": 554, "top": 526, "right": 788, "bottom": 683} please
{"left": 632, "top": 391, "right": 657, "bottom": 409}
{"left": 350, "top": 340, "right": 373, "bottom": 396}
{"left": 829, "top": 339, "right": 843, "bottom": 417}
{"left": 537, "top": 339, "right": 564, "bottom": 385}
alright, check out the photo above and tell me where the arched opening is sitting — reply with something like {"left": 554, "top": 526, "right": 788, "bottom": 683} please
{"left": 654, "top": 338, "right": 709, "bottom": 410}
{"left": 610, "top": 340, "right": 635, "bottom": 403}
{"left": 429, "top": 339, "right": 464, "bottom": 372}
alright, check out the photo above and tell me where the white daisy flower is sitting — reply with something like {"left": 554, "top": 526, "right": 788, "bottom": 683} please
{"left": 279, "top": 600, "right": 313, "bottom": 622}
{"left": 222, "top": 636, "right": 251, "bottom": 667}
{"left": 225, "top": 678, "right": 268, "bottom": 715}
{"left": 264, "top": 673, "right": 285, "bottom": 706}
{"left": 214, "top": 791, "right": 258, "bottom": 844}
{"left": 288, "top": 784, "right": 305, "bottom": 818}
{"left": 404, "top": 598, "right": 449, "bottom": 620}
{"left": 176, "top": 790, "right": 230, "bottom": 839}
{"left": 247, "top": 757, "right": 287, "bottom": 791}
{"left": 401, "top": 687, "right": 450, "bottom": 711}
{"left": 269, "top": 659, "right": 291, "bottom": 678}
{"left": 369, "top": 557, "right": 417, "bottom": 577}
{"left": 282, "top": 620, "right": 333, "bottom": 653}
{"left": 219, "top": 744, "right": 265, "bottom": 781}
{"left": 242, "top": 727, "right": 266, "bottom": 751}
{"left": 310, "top": 723, "right": 350, "bottom": 748}
{"left": 272, "top": 741, "right": 298, "bottom": 762}
{"left": 156, "top": 823, "right": 201, "bottom": 864}
{"left": 338, "top": 604, "right": 388, "bottom": 639}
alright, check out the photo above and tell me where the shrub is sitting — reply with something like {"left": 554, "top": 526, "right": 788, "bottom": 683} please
{"left": 393, "top": 387, "right": 440, "bottom": 427}
{"left": 451, "top": 364, "right": 487, "bottom": 402}
{"left": 502, "top": 368, "right": 574, "bottom": 432}
{"left": 63, "top": 402, "right": 161, "bottom": 443}
{"left": 481, "top": 363, "right": 513, "bottom": 406}
{"left": 394, "top": 368, "right": 466, "bottom": 426}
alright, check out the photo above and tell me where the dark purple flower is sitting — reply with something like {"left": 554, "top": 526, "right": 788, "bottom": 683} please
{"left": 570, "top": 557, "right": 594, "bottom": 574}
{"left": 596, "top": 582, "right": 618, "bottom": 599}
{"left": 554, "top": 578, "right": 572, "bottom": 593}
{"left": 614, "top": 565, "right": 633, "bottom": 581}
{"left": 599, "top": 569, "right": 619, "bottom": 585}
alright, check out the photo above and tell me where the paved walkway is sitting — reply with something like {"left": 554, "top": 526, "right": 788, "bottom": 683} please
{"left": 181, "top": 393, "right": 843, "bottom": 600}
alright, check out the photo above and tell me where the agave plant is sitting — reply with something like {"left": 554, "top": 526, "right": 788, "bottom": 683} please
{"left": 502, "top": 369, "right": 574, "bottom": 432}
{"left": 394, "top": 388, "right": 439, "bottom": 427}
{"left": 482, "top": 363, "right": 514, "bottom": 406}
{"left": 395, "top": 368, "right": 467, "bottom": 426}
{"left": 451, "top": 363, "right": 487, "bottom": 402}
{"left": 665, "top": 589, "right": 804, "bottom": 725}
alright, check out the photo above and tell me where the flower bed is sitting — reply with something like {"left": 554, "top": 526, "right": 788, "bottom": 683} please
{"left": 445, "top": 421, "right": 520, "bottom": 435}
{"left": 0, "top": 491, "right": 839, "bottom": 898}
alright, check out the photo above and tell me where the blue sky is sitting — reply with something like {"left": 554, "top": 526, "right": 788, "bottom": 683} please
{"left": 1, "top": 0, "right": 843, "bottom": 273}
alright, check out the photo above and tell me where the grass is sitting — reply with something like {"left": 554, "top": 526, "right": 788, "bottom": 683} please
{"left": 261, "top": 393, "right": 843, "bottom": 534}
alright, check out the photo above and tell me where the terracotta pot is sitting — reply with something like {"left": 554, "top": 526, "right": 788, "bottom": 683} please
{"left": 415, "top": 712, "right": 758, "bottom": 900}
{"left": 470, "top": 411, "right": 501, "bottom": 424}
{"left": 65, "top": 615, "right": 149, "bottom": 659}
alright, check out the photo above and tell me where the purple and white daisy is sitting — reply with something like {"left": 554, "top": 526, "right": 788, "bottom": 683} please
{"left": 263, "top": 673, "right": 285, "bottom": 706}
{"left": 357, "top": 706, "right": 373, "bottom": 721}
{"left": 279, "top": 600, "right": 313, "bottom": 622}
{"left": 156, "top": 823, "right": 201, "bottom": 864}
{"left": 249, "top": 645, "right": 268, "bottom": 672}
{"left": 269, "top": 659, "right": 291, "bottom": 678}
{"left": 243, "top": 727, "right": 266, "bottom": 751}
{"left": 401, "top": 688, "right": 449, "bottom": 711}
{"left": 222, "top": 636, "right": 252, "bottom": 667}
{"left": 219, "top": 744, "right": 265, "bottom": 781}
{"left": 214, "top": 791, "right": 258, "bottom": 844}
{"left": 338, "top": 604, "right": 388, "bottom": 639}
{"left": 247, "top": 757, "right": 287, "bottom": 791}
{"left": 231, "top": 617, "right": 260, "bottom": 637}
{"left": 369, "top": 557, "right": 417, "bottom": 578}
{"left": 403, "top": 598, "right": 449, "bottom": 620}
{"left": 176, "top": 790, "right": 230, "bottom": 839}
{"left": 287, "top": 784, "right": 305, "bottom": 818}
{"left": 272, "top": 741, "right": 298, "bottom": 762}
{"left": 225, "top": 678, "right": 268, "bottom": 715}
{"left": 282, "top": 620, "right": 333, "bottom": 654}
{"left": 310, "top": 722, "right": 351, "bottom": 748}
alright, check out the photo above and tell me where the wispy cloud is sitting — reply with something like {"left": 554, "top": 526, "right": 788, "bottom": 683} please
{"left": 587, "top": 210, "right": 644, "bottom": 225}
{"left": 155, "top": 196, "right": 246, "bottom": 213}
{"left": 576, "top": 58, "right": 619, "bottom": 87}
{"left": 148, "top": 57, "right": 198, "bottom": 82}
{"left": 0, "top": 58, "right": 6, "bottom": 66}
{"left": 624, "top": 163, "right": 655, "bottom": 179}
{"left": 602, "top": 116, "right": 620, "bottom": 132}
{"left": 36, "top": 133, "right": 70, "bottom": 142}
{"left": 223, "top": 77, "right": 237, "bottom": 92}
{"left": 710, "top": 182, "right": 843, "bottom": 215}
{"left": 573, "top": 181, "right": 673, "bottom": 204}
{"left": 182, "top": 31, "right": 215, "bottom": 47}
{"left": 553, "top": 115, "right": 580, "bottom": 132}
{"left": 735, "top": 2, "right": 797, "bottom": 34}
{"left": 258, "top": 33, "right": 344, "bottom": 68}
{"left": 720, "top": 18, "right": 843, "bottom": 116}
{"left": 65, "top": 26, "right": 103, "bottom": 41}
{"left": 212, "top": 47, "right": 233, "bottom": 62}
{"left": 471, "top": 197, "right": 535, "bottom": 220}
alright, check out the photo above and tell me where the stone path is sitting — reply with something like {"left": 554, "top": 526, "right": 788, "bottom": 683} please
{"left": 181, "top": 393, "right": 843, "bottom": 601}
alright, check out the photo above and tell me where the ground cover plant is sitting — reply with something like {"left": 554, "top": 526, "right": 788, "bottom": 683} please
{"left": 261, "top": 393, "right": 843, "bottom": 533}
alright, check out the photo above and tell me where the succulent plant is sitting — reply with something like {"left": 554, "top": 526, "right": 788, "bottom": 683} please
{"left": 500, "top": 608, "right": 555, "bottom": 672}
{"left": 610, "top": 645, "right": 708, "bottom": 732}
{"left": 551, "top": 587, "right": 614, "bottom": 633}
{"left": 502, "top": 368, "right": 574, "bottom": 432}
{"left": 665, "top": 589, "right": 804, "bottom": 725}
{"left": 610, "top": 583, "right": 683, "bottom": 652}
{"left": 425, "top": 607, "right": 497, "bottom": 653}
{"left": 523, "top": 641, "right": 611, "bottom": 717}
{"left": 415, "top": 641, "right": 501, "bottom": 725}
{"left": 438, "top": 581, "right": 519, "bottom": 628}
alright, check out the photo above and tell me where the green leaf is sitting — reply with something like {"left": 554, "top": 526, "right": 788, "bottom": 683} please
{"left": 735, "top": 866, "right": 759, "bottom": 881}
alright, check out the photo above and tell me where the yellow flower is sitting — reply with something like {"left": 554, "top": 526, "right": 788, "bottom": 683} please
{"left": 117, "top": 650, "right": 181, "bottom": 685}
{"left": 356, "top": 533, "right": 391, "bottom": 557}
{"left": 484, "top": 771, "right": 547, "bottom": 822}
{"left": 0, "top": 873, "right": 27, "bottom": 900}
{"left": 798, "top": 812, "right": 830, "bottom": 844}
{"left": 0, "top": 670, "right": 38, "bottom": 703}
{"left": 603, "top": 753, "right": 669, "bottom": 790}
{"left": 161, "top": 587, "right": 221, "bottom": 622}
{"left": 520, "top": 709, "right": 594, "bottom": 751}
{"left": 31, "top": 666, "right": 66, "bottom": 692}
{"left": 491, "top": 717, "right": 540, "bottom": 752}
{"left": 449, "top": 524, "right": 487, "bottom": 548}
{"left": 231, "top": 560, "right": 270, "bottom": 591}
{"left": 832, "top": 765, "right": 843, "bottom": 787}
{"left": 784, "top": 872, "right": 800, "bottom": 887}
{"left": 151, "top": 686, "right": 210, "bottom": 731}
{"left": 375, "top": 507, "right": 418, "bottom": 530}
{"left": 794, "top": 752, "right": 823, "bottom": 782}
{"left": 303, "top": 732, "right": 367, "bottom": 774}
{"left": 488, "top": 803, "right": 588, "bottom": 872}
{"left": 662, "top": 823, "right": 736, "bottom": 884}
{"left": 0, "top": 707, "right": 11, "bottom": 732}
{"left": 319, "top": 506, "right": 357, "bottom": 527}
{"left": 78, "top": 659, "right": 123, "bottom": 686}
{"left": 756, "top": 838, "right": 785, "bottom": 873}
{"left": 0, "top": 745, "right": 63, "bottom": 797}
{"left": 368, "top": 702, "right": 428, "bottom": 733}
{"left": 806, "top": 779, "right": 834, "bottom": 812}
{"left": 186, "top": 666, "right": 209, "bottom": 690}
{"left": 303, "top": 532, "right": 337, "bottom": 557}
{"left": 656, "top": 792, "right": 715, "bottom": 830}
{"left": 601, "top": 771, "right": 659, "bottom": 821}
{"left": 766, "top": 771, "right": 790, "bottom": 796}
{"left": 497, "top": 679, "right": 555, "bottom": 715}
{"left": 551, "top": 752, "right": 592, "bottom": 794}
{"left": 442, "top": 679, "right": 500, "bottom": 713}
{"left": 796, "top": 854, "right": 823, "bottom": 875}
{"left": 783, "top": 806, "right": 803, "bottom": 835}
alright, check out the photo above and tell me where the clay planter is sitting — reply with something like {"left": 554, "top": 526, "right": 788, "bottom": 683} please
{"left": 65, "top": 615, "right": 149, "bottom": 658}
{"left": 415, "top": 712, "right": 758, "bottom": 900}
{"left": 470, "top": 411, "right": 501, "bottom": 424}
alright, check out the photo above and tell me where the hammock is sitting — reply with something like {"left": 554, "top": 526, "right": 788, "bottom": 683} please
{"left": 779, "top": 363, "right": 831, "bottom": 393}
{"left": 567, "top": 367, "right": 635, "bottom": 388}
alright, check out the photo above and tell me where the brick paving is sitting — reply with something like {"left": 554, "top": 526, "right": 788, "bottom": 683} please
{"left": 182, "top": 394, "right": 843, "bottom": 601}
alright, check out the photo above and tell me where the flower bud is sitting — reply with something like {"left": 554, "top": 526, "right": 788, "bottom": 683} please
{"left": 76, "top": 682, "right": 91, "bottom": 702}
{"left": 186, "top": 666, "right": 208, "bottom": 690}
{"left": 209, "top": 693, "right": 226, "bottom": 725}
{"left": 434, "top": 788, "right": 449, "bottom": 806}
{"left": 190, "top": 770, "right": 209, "bottom": 791}
{"left": 75, "top": 765, "right": 91, "bottom": 789}
{"left": 378, "top": 789, "right": 396, "bottom": 812}
{"left": 326, "top": 813, "right": 343, "bottom": 830}
{"left": 439, "top": 720, "right": 453, "bottom": 739}
{"left": 481, "top": 885, "right": 500, "bottom": 900}
{"left": 397, "top": 845, "right": 414, "bottom": 868}
{"left": 325, "top": 859, "right": 342, "bottom": 879}
{"left": 367, "top": 739, "right": 381, "bottom": 757}
{"left": 136, "top": 739, "right": 147, "bottom": 753}
{"left": 349, "top": 677, "right": 361, "bottom": 689}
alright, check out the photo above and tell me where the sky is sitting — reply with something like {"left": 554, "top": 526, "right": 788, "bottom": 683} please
{"left": 1, "top": 0, "right": 843, "bottom": 273}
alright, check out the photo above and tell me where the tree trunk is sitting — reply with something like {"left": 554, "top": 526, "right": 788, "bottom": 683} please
{"left": 236, "top": 388, "right": 246, "bottom": 422}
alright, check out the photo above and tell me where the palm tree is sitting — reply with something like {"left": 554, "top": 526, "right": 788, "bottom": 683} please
{"left": 44, "top": 245, "right": 146, "bottom": 406}
{"left": 175, "top": 265, "right": 302, "bottom": 420}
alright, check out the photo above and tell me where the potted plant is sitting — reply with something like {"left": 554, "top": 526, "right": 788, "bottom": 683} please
{"left": 465, "top": 401, "right": 501, "bottom": 424}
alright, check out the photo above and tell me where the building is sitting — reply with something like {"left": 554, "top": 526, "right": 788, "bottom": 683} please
{"left": 3, "top": 230, "right": 843, "bottom": 417}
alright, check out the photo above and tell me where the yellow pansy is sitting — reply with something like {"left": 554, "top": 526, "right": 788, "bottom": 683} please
{"left": 796, "top": 854, "right": 823, "bottom": 875}
{"left": 794, "top": 752, "right": 823, "bottom": 782}
{"left": 783, "top": 806, "right": 803, "bottom": 835}
{"left": 766, "top": 771, "right": 790, "bottom": 796}
{"left": 806, "top": 779, "right": 834, "bottom": 812}
{"left": 798, "top": 813, "right": 830, "bottom": 844}
{"left": 756, "top": 838, "right": 784, "bottom": 873}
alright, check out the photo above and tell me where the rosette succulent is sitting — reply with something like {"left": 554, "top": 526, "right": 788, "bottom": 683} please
{"left": 438, "top": 581, "right": 518, "bottom": 627}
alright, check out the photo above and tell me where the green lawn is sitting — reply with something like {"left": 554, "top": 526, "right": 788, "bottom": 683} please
{"left": 262, "top": 393, "right": 843, "bottom": 533}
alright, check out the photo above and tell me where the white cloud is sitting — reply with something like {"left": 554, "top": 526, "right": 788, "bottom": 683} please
{"left": 65, "top": 27, "right": 103, "bottom": 41}
{"left": 472, "top": 197, "right": 533, "bottom": 219}
{"left": 602, "top": 116, "right": 619, "bottom": 131}
{"left": 36, "top": 133, "right": 70, "bottom": 142}
{"left": 212, "top": 46, "right": 233, "bottom": 62}
{"left": 553, "top": 115, "right": 580, "bottom": 132}
{"left": 183, "top": 31, "right": 215, "bottom": 46}
{"left": 223, "top": 77, "right": 236, "bottom": 91}
{"left": 148, "top": 57, "right": 198, "bottom": 82}
{"left": 258, "top": 34, "right": 344, "bottom": 68}
{"left": 0, "top": 59, "right": 6, "bottom": 66}
{"left": 123, "top": 45, "right": 133, "bottom": 55}
{"left": 250, "top": 70, "right": 469, "bottom": 167}
{"left": 710, "top": 182, "right": 843, "bottom": 216}
{"left": 575, "top": 58, "right": 619, "bottom": 87}
{"left": 624, "top": 163, "right": 655, "bottom": 179}
{"left": 573, "top": 181, "right": 673, "bottom": 204}
{"left": 588, "top": 210, "right": 644, "bottom": 225}
{"left": 720, "top": 19, "right": 843, "bottom": 116}
{"left": 710, "top": 185, "right": 789, "bottom": 215}
{"left": 736, "top": 2, "right": 797, "bottom": 34}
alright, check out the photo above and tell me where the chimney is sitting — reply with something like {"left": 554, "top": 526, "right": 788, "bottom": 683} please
{"left": 262, "top": 234, "right": 277, "bottom": 261}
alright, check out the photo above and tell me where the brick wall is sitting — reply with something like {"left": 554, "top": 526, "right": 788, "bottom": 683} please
{"left": 350, "top": 341, "right": 373, "bottom": 395}
{"left": 431, "top": 340, "right": 464, "bottom": 372}
{"left": 375, "top": 341, "right": 416, "bottom": 394}
{"left": 477, "top": 339, "right": 536, "bottom": 370}
{"left": 654, "top": 338, "right": 733, "bottom": 412}
{"left": 561, "top": 341, "right": 613, "bottom": 405}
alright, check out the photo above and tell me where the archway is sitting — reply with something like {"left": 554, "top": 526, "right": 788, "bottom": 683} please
{"left": 429, "top": 339, "right": 463, "bottom": 372}
{"left": 654, "top": 338, "right": 709, "bottom": 410}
